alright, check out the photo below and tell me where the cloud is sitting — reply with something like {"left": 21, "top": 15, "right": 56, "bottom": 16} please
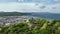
{"left": 34, "top": 3, "right": 60, "bottom": 13}
{"left": 0, "top": 2, "right": 60, "bottom": 13}
{"left": 0, "top": 0, "right": 18, "bottom": 3}
{"left": 18, "top": 0, "right": 24, "bottom": 2}
{"left": 54, "top": 0, "right": 60, "bottom": 2}
{"left": 0, "top": 2, "right": 38, "bottom": 12}
{"left": 43, "top": 3, "right": 60, "bottom": 13}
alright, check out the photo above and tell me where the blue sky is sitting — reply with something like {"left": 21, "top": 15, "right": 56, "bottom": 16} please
{"left": 0, "top": 0, "right": 60, "bottom": 13}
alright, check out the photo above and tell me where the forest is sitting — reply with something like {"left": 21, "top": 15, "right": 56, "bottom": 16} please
{"left": 0, "top": 18, "right": 60, "bottom": 34}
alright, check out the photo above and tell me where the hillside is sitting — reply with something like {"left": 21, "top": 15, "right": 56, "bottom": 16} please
{"left": 0, "top": 12, "right": 31, "bottom": 16}
{"left": 0, "top": 18, "right": 60, "bottom": 34}
{"left": 31, "top": 12, "right": 60, "bottom": 20}
{"left": 0, "top": 12, "right": 60, "bottom": 20}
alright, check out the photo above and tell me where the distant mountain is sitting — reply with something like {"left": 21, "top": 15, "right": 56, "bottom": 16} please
{"left": 0, "top": 12, "right": 32, "bottom": 16}
{"left": 0, "top": 12, "right": 60, "bottom": 20}
{"left": 31, "top": 12, "right": 60, "bottom": 20}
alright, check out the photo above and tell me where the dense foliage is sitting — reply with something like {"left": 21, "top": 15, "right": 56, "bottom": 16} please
{"left": 0, "top": 18, "right": 60, "bottom": 34}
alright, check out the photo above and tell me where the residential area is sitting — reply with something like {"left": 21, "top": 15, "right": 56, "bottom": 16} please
{"left": 0, "top": 16, "right": 34, "bottom": 26}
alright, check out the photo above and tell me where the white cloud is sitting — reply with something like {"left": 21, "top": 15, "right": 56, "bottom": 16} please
{"left": 0, "top": 2, "right": 60, "bottom": 13}
{"left": 18, "top": 0, "right": 24, "bottom": 2}
{"left": 34, "top": 3, "right": 60, "bottom": 13}
{"left": 54, "top": 0, "right": 60, "bottom": 2}
{"left": 0, "top": 2, "right": 38, "bottom": 12}
{"left": 43, "top": 3, "right": 60, "bottom": 13}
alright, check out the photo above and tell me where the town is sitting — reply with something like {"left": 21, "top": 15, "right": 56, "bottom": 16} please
{"left": 0, "top": 16, "right": 35, "bottom": 26}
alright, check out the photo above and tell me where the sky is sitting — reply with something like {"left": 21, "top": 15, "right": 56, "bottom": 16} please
{"left": 0, "top": 0, "right": 60, "bottom": 13}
